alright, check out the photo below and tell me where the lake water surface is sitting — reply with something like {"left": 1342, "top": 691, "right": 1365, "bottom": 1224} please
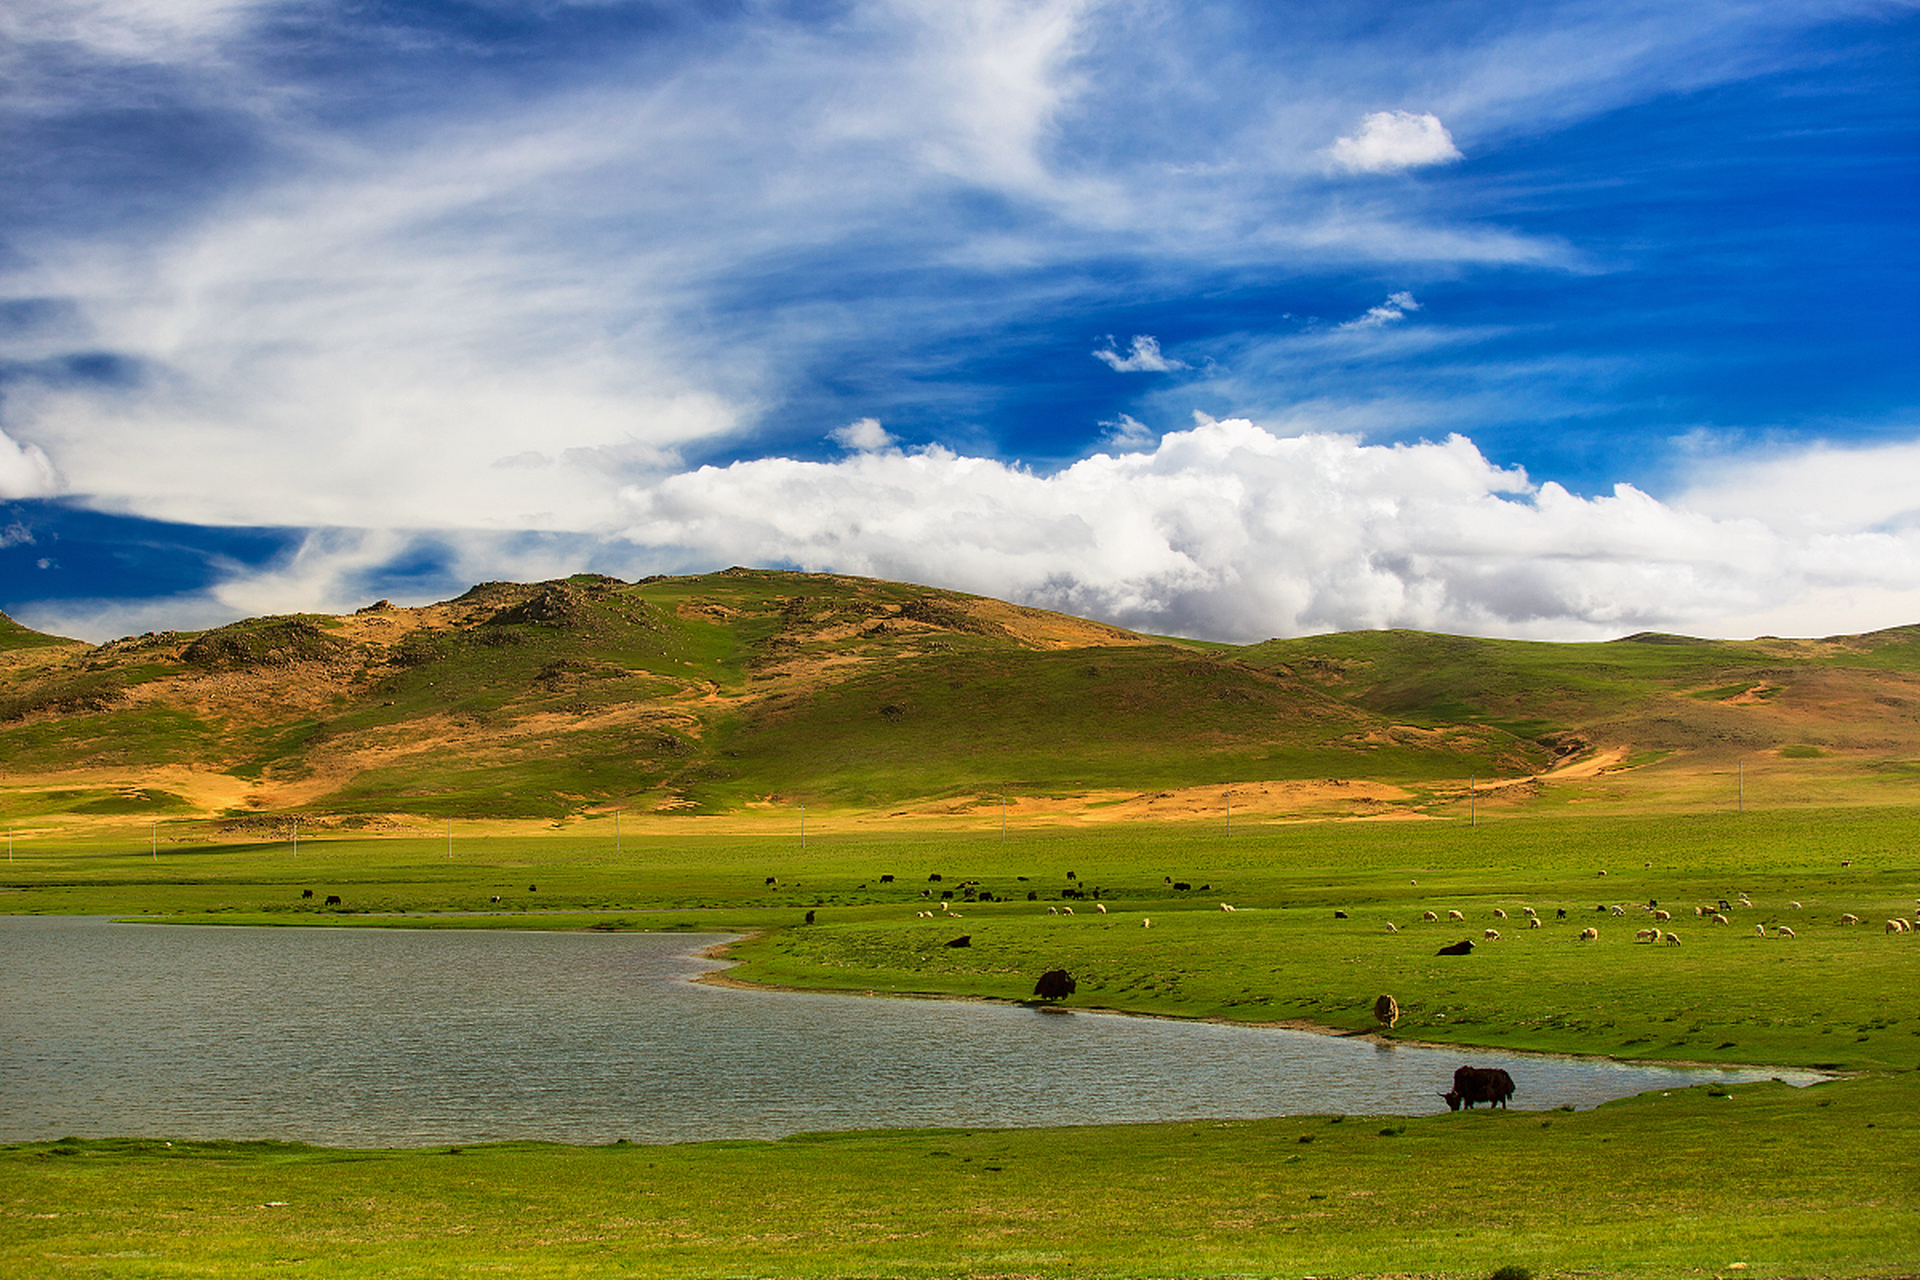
{"left": 0, "top": 916, "right": 1809, "bottom": 1147}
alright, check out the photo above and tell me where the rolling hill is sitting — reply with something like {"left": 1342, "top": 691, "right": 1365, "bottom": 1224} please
{"left": 4, "top": 568, "right": 1918, "bottom": 824}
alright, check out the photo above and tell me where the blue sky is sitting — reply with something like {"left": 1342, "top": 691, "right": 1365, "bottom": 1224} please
{"left": 2, "top": 0, "right": 1916, "bottom": 643}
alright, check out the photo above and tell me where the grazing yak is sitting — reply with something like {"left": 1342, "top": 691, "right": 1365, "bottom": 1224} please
{"left": 1442, "top": 1065, "right": 1516, "bottom": 1111}
{"left": 1033, "top": 969, "right": 1077, "bottom": 1001}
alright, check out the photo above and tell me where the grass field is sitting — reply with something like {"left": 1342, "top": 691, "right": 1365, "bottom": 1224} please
{"left": 3, "top": 797, "right": 1918, "bottom": 1277}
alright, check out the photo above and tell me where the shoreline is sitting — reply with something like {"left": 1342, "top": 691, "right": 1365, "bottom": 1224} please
{"left": 687, "top": 934, "right": 1839, "bottom": 1081}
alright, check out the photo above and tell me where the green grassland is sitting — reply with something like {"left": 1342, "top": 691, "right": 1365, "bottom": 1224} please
{"left": 4, "top": 576, "right": 1920, "bottom": 1277}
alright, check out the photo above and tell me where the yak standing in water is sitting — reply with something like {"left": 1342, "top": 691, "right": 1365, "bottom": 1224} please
{"left": 1442, "top": 1065, "right": 1516, "bottom": 1110}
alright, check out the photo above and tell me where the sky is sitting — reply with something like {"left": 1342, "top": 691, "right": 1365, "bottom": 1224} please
{"left": 1, "top": 0, "right": 1917, "bottom": 645}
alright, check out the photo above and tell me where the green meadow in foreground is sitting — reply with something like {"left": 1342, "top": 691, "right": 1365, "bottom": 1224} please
{"left": 4, "top": 1074, "right": 1916, "bottom": 1279}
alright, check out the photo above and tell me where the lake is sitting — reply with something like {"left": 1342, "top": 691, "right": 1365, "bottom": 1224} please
{"left": 0, "top": 916, "right": 1808, "bottom": 1147}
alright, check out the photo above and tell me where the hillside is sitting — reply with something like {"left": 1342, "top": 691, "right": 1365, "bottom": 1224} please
{"left": 3, "top": 570, "right": 1918, "bottom": 824}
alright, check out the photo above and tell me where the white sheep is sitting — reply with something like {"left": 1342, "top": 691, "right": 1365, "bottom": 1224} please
{"left": 1095, "top": 902, "right": 1107, "bottom": 914}
{"left": 1484, "top": 928, "right": 1500, "bottom": 941}
{"left": 1385, "top": 922, "right": 1399, "bottom": 933}
{"left": 1579, "top": 927, "right": 1599, "bottom": 941}
{"left": 1636, "top": 928, "right": 1659, "bottom": 943}
{"left": 1523, "top": 906, "right": 1538, "bottom": 917}
{"left": 1528, "top": 917, "right": 1541, "bottom": 929}
{"left": 1447, "top": 909, "right": 1464, "bottom": 922}
{"left": 1755, "top": 923, "right": 1767, "bottom": 936}
{"left": 1776, "top": 925, "right": 1795, "bottom": 938}
{"left": 1220, "top": 903, "right": 1236, "bottom": 912}
{"left": 1710, "top": 913, "right": 1730, "bottom": 926}
{"left": 1142, "top": 918, "right": 1151, "bottom": 928}
{"left": 1493, "top": 908, "right": 1508, "bottom": 919}
{"left": 1663, "top": 931, "right": 1680, "bottom": 946}
{"left": 1061, "top": 906, "right": 1075, "bottom": 915}
{"left": 1653, "top": 909, "right": 1672, "bottom": 922}
{"left": 1423, "top": 911, "right": 1438, "bottom": 922}
{"left": 1840, "top": 913, "right": 1861, "bottom": 925}
{"left": 1789, "top": 901, "right": 1802, "bottom": 910}
{"left": 1888, "top": 919, "right": 1911, "bottom": 935}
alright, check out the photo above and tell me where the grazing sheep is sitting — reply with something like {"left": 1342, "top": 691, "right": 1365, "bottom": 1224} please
{"left": 1610, "top": 905, "right": 1627, "bottom": 917}
{"left": 1447, "top": 909, "right": 1465, "bottom": 922}
{"left": 1528, "top": 917, "right": 1541, "bottom": 929}
{"left": 1385, "top": 922, "right": 1399, "bottom": 933}
{"left": 1755, "top": 923, "right": 1767, "bottom": 936}
{"left": 1579, "top": 927, "right": 1599, "bottom": 941}
{"left": 1061, "top": 906, "right": 1075, "bottom": 915}
{"left": 1493, "top": 908, "right": 1508, "bottom": 919}
{"left": 1046, "top": 906, "right": 1057, "bottom": 915}
{"left": 1636, "top": 928, "right": 1659, "bottom": 943}
{"left": 1374, "top": 994, "right": 1401, "bottom": 1028}
{"left": 1095, "top": 902, "right": 1107, "bottom": 914}
{"left": 1423, "top": 911, "right": 1439, "bottom": 922}
{"left": 1663, "top": 932, "right": 1681, "bottom": 946}
{"left": 1523, "top": 906, "right": 1538, "bottom": 917}
{"left": 1888, "top": 919, "right": 1911, "bottom": 934}
{"left": 1790, "top": 901, "right": 1802, "bottom": 910}
{"left": 1776, "top": 926, "right": 1795, "bottom": 938}
{"left": 1710, "top": 913, "right": 1730, "bottom": 926}
{"left": 1141, "top": 918, "right": 1151, "bottom": 928}
{"left": 1840, "top": 913, "right": 1862, "bottom": 925}
{"left": 1220, "top": 903, "right": 1236, "bottom": 912}
{"left": 1653, "top": 909, "right": 1672, "bottom": 922}
{"left": 1484, "top": 929, "right": 1500, "bottom": 941}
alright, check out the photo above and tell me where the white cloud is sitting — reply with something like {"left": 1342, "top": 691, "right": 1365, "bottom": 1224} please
{"left": 1329, "top": 111, "right": 1464, "bottom": 174}
{"left": 615, "top": 416, "right": 1920, "bottom": 643}
{"left": 1341, "top": 290, "right": 1422, "bottom": 330}
{"left": 0, "top": 429, "right": 61, "bottom": 497}
{"left": 1099, "top": 413, "right": 1159, "bottom": 452}
{"left": 830, "top": 417, "right": 897, "bottom": 452}
{"left": 1094, "top": 335, "right": 1186, "bottom": 372}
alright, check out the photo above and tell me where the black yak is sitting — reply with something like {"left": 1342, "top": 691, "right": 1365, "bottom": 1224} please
{"left": 1436, "top": 938, "right": 1475, "bottom": 956}
{"left": 1442, "top": 1065, "right": 1516, "bottom": 1110}
{"left": 1033, "top": 969, "right": 1076, "bottom": 1000}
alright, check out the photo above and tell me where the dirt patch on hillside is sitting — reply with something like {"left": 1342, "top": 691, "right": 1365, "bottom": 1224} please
{"left": 889, "top": 778, "right": 1417, "bottom": 825}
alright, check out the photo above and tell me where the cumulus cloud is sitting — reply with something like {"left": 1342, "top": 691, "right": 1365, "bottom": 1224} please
{"left": 1094, "top": 335, "right": 1186, "bottom": 372}
{"left": 1329, "top": 111, "right": 1464, "bottom": 174}
{"left": 830, "top": 417, "right": 897, "bottom": 452}
{"left": 615, "top": 416, "right": 1920, "bottom": 643}
{"left": 1341, "top": 291, "right": 1422, "bottom": 330}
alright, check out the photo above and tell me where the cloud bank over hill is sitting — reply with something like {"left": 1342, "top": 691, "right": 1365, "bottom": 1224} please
{"left": 613, "top": 417, "right": 1920, "bottom": 643}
